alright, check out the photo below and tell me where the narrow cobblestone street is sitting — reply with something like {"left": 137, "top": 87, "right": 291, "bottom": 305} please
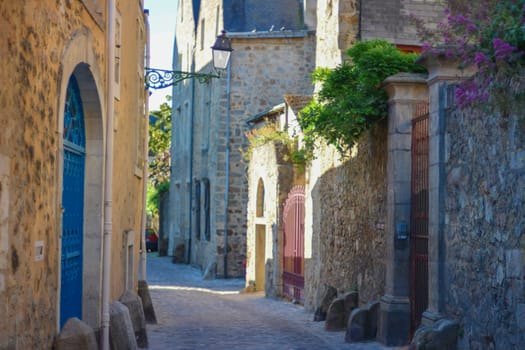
{"left": 145, "top": 254, "right": 405, "bottom": 350}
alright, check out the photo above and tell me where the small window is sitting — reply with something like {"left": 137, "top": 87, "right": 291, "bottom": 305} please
{"left": 256, "top": 178, "right": 265, "bottom": 217}
{"left": 203, "top": 178, "right": 211, "bottom": 241}
{"left": 195, "top": 180, "right": 201, "bottom": 240}
{"left": 200, "top": 19, "right": 205, "bottom": 51}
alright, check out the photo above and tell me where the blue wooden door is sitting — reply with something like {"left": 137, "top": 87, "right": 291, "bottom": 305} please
{"left": 60, "top": 75, "right": 86, "bottom": 328}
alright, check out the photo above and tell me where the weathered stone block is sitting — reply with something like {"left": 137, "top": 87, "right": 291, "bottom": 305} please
{"left": 346, "top": 308, "right": 368, "bottom": 342}
{"left": 120, "top": 289, "right": 148, "bottom": 348}
{"left": 325, "top": 297, "right": 346, "bottom": 331}
{"left": 137, "top": 280, "right": 157, "bottom": 324}
{"left": 55, "top": 318, "right": 98, "bottom": 350}
{"left": 410, "top": 318, "right": 459, "bottom": 350}
{"left": 342, "top": 291, "right": 358, "bottom": 316}
{"left": 345, "top": 301, "right": 380, "bottom": 343}
{"left": 314, "top": 285, "right": 337, "bottom": 322}
{"left": 109, "top": 301, "right": 138, "bottom": 350}
{"left": 172, "top": 244, "right": 185, "bottom": 263}
{"left": 119, "top": 290, "right": 148, "bottom": 348}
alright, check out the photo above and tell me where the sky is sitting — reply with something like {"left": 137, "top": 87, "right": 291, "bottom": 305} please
{"left": 144, "top": 0, "right": 179, "bottom": 111}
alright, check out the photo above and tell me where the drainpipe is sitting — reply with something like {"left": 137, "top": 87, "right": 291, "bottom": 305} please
{"left": 139, "top": 9, "right": 151, "bottom": 281}
{"left": 223, "top": 61, "right": 231, "bottom": 279}
{"left": 187, "top": 50, "right": 196, "bottom": 264}
{"left": 101, "top": 0, "right": 115, "bottom": 348}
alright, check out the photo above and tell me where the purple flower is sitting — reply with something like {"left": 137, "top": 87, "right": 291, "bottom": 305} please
{"left": 466, "top": 23, "right": 477, "bottom": 32}
{"left": 454, "top": 81, "right": 489, "bottom": 108}
{"left": 492, "top": 38, "right": 516, "bottom": 60}
{"left": 473, "top": 51, "right": 493, "bottom": 67}
{"left": 454, "top": 15, "right": 470, "bottom": 25}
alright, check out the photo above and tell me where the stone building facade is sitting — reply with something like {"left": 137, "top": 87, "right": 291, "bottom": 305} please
{"left": 0, "top": 1, "right": 147, "bottom": 348}
{"left": 169, "top": 0, "right": 315, "bottom": 277}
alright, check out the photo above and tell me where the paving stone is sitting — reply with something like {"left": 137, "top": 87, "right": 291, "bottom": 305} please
{"left": 145, "top": 254, "right": 401, "bottom": 350}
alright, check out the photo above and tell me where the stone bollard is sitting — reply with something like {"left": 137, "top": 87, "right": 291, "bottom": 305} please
{"left": 325, "top": 298, "right": 347, "bottom": 331}
{"left": 54, "top": 318, "right": 98, "bottom": 350}
{"left": 345, "top": 301, "right": 380, "bottom": 342}
{"left": 314, "top": 285, "right": 337, "bottom": 322}
{"left": 410, "top": 319, "right": 459, "bottom": 350}
{"left": 138, "top": 280, "right": 157, "bottom": 324}
{"left": 109, "top": 301, "right": 138, "bottom": 350}
{"left": 119, "top": 289, "right": 148, "bottom": 348}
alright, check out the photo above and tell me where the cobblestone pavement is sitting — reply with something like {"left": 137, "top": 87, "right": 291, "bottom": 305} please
{"left": 145, "top": 254, "right": 406, "bottom": 350}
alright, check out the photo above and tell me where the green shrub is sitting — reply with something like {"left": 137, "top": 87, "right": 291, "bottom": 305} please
{"left": 299, "top": 39, "right": 426, "bottom": 154}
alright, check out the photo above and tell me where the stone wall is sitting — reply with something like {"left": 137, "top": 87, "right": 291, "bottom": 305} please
{"left": 360, "top": 0, "right": 443, "bottom": 46}
{"left": 246, "top": 142, "right": 294, "bottom": 296}
{"left": 315, "top": 0, "right": 359, "bottom": 69}
{"left": 0, "top": 1, "right": 146, "bottom": 347}
{"left": 304, "top": 122, "right": 388, "bottom": 311}
{"left": 444, "top": 105, "right": 525, "bottom": 349}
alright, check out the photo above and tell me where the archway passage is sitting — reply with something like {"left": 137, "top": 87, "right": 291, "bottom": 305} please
{"left": 282, "top": 185, "right": 305, "bottom": 303}
{"left": 60, "top": 75, "right": 86, "bottom": 327}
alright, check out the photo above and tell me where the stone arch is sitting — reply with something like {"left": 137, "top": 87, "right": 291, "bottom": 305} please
{"left": 57, "top": 29, "right": 105, "bottom": 331}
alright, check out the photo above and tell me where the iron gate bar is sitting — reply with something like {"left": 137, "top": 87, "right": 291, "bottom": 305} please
{"left": 409, "top": 102, "right": 429, "bottom": 333}
{"left": 282, "top": 185, "right": 305, "bottom": 303}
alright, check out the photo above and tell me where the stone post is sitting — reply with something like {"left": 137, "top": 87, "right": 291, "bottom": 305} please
{"left": 417, "top": 54, "right": 474, "bottom": 326}
{"left": 378, "top": 73, "right": 428, "bottom": 346}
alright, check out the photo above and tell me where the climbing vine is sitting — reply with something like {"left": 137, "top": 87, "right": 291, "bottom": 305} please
{"left": 299, "top": 40, "right": 426, "bottom": 155}
{"left": 413, "top": 0, "right": 525, "bottom": 108}
{"left": 241, "top": 121, "right": 312, "bottom": 166}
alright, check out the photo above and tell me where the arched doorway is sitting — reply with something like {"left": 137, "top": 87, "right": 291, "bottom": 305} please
{"left": 255, "top": 178, "right": 266, "bottom": 291}
{"left": 58, "top": 32, "right": 105, "bottom": 330}
{"left": 60, "top": 75, "right": 86, "bottom": 327}
{"left": 282, "top": 185, "right": 305, "bottom": 303}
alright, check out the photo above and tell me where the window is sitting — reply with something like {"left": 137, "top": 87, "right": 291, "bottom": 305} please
{"left": 200, "top": 19, "right": 205, "bottom": 50}
{"left": 256, "top": 178, "right": 265, "bottom": 217}
{"left": 203, "top": 178, "right": 211, "bottom": 241}
{"left": 194, "top": 180, "right": 201, "bottom": 240}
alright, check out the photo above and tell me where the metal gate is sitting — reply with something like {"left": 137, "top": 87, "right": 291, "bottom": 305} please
{"left": 60, "top": 75, "right": 86, "bottom": 327}
{"left": 410, "top": 103, "right": 429, "bottom": 332}
{"left": 282, "top": 185, "right": 305, "bottom": 303}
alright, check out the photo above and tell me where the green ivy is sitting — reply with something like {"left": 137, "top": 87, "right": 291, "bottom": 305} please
{"left": 146, "top": 181, "right": 169, "bottom": 217}
{"left": 242, "top": 121, "right": 313, "bottom": 166}
{"left": 299, "top": 39, "right": 426, "bottom": 154}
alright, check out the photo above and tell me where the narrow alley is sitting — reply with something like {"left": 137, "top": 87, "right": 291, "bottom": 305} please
{"left": 145, "top": 254, "right": 403, "bottom": 350}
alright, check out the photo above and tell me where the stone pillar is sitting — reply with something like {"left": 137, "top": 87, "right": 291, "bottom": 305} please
{"left": 417, "top": 55, "right": 474, "bottom": 326}
{"left": 378, "top": 73, "right": 428, "bottom": 346}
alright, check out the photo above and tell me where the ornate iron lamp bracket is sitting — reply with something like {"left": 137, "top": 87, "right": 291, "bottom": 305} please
{"left": 145, "top": 67, "right": 220, "bottom": 89}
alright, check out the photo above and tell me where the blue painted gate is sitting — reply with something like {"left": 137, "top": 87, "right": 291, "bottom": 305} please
{"left": 60, "top": 75, "right": 86, "bottom": 327}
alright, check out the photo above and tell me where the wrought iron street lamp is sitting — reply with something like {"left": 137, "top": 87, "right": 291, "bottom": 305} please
{"left": 145, "top": 31, "right": 233, "bottom": 89}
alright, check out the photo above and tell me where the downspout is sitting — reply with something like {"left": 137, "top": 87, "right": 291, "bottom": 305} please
{"left": 139, "top": 9, "right": 151, "bottom": 280}
{"left": 187, "top": 50, "right": 196, "bottom": 264}
{"left": 101, "top": 0, "right": 115, "bottom": 348}
{"left": 223, "top": 61, "right": 231, "bottom": 279}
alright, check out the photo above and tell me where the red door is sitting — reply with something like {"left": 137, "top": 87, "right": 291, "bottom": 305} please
{"left": 282, "top": 185, "right": 305, "bottom": 303}
{"left": 410, "top": 103, "right": 429, "bottom": 332}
